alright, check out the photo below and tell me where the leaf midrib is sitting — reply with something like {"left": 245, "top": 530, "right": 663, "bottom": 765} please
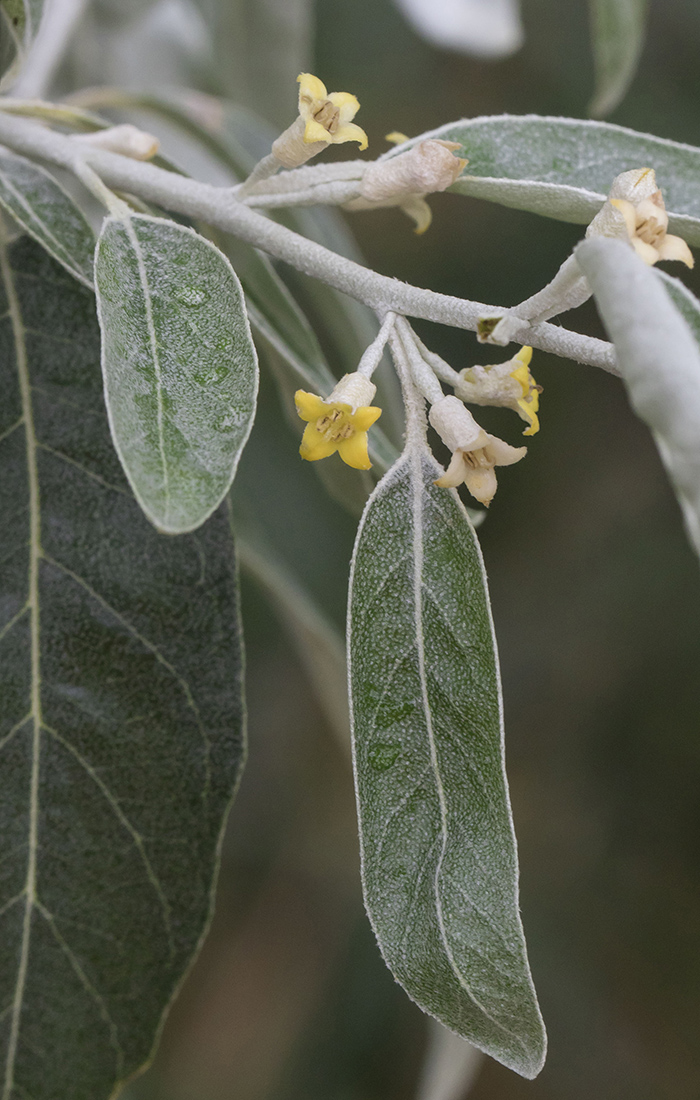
{"left": 122, "top": 217, "right": 171, "bottom": 527}
{"left": 0, "top": 230, "right": 41, "bottom": 1100}
{"left": 407, "top": 445, "right": 529, "bottom": 1052}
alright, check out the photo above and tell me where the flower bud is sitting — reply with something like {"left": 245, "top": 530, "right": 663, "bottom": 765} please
{"left": 358, "top": 140, "right": 466, "bottom": 203}
{"left": 71, "top": 124, "right": 159, "bottom": 161}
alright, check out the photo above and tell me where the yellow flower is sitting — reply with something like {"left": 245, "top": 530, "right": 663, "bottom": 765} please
{"left": 429, "top": 395, "right": 526, "bottom": 506}
{"left": 456, "top": 346, "right": 541, "bottom": 436}
{"left": 295, "top": 373, "right": 381, "bottom": 470}
{"left": 587, "top": 168, "right": 694, "bottom": 269}
{"left": 271, "top": 73, "right": 368, "bottom": 169}
{"left": 297, "top": 73, "right": 368, "bottom": 150}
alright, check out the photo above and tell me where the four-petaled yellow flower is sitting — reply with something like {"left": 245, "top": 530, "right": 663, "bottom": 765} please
{"left": 272, "top": 73, "right": 368, "bottom": 169}
{"left": 297, "top": 73, "right": 368, "bottom": 150}
{"left": 456, "top": 346, "right": 541, "bottom": 436}
{"left": 295, "top": 373, "right": 381, "bottom": 470}
{"left": 587, "top": 167, "right": 694, "bottom": 269}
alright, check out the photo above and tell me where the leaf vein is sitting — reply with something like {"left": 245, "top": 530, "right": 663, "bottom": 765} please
{"left": 35, "top": 900, "right": 125, "bottom": 1078}
{"left": 0, "top": 417, "right": 23, "bottom": 446}
{"left": 36, "top": 442, "right": 129, "bottom": 496}
{"left": 409, "top": 446, "right": 527, "bottom": 1052}
{"left": 41, "top": 552, "right": 212, "bottom": 799}
{"left": 41, "top": 723, "right": 174, "bottom": 957}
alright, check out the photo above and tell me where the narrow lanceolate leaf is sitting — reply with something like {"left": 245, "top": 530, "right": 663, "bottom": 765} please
{"left": 0, "top": 149, "right": 95, "bottom": 287}
{"left": 0, "top": 235, "right": 245, "bottom": 1100}
{"left": 588, "top": 0, "right": 649, "bottom": 118}
{"left": 0, "top": 0, "right": 44, "bottom": 88}
{"left": 348, "top": 443, "right": 546, "bottom": 1077}
{"left": 386, "top": 116, "right": 700, "bottom": 243}
{"left": 95, "top": 214, "right": 258, "bottom": 534}
{"left": 577, "top": 237, "right": 700, "bottom": 559}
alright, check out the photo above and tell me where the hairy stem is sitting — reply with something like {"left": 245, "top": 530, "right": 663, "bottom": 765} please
{"left": 0, "top": 112, "right": 618, "bottom": 373}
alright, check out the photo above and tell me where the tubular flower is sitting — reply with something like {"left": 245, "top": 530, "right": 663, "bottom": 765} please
{"left": 345, "top": 139, "right": 467, "bottom": 233}
{"left": 455, "top": 346, "right": 541, "bottom": 436}
{"left": 429, "top": 396, "right": 526, "bottom": 506}
{"left": 587, "top": 167, "right": 694, "bottom": 268}
{"left": 295, "top": 373, "right": 381, "bottom": 470}
{"left": 272, "top": 73, "right": 368, "bottom": 169}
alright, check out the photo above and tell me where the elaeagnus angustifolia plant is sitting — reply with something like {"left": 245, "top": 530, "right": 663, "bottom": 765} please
{"left": 0, "top": 0, "right": 697, "bottom": 1096}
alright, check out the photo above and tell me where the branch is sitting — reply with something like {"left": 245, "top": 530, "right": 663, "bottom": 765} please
{"left": 0, "top": 111, "right": 618, "bottom": 374}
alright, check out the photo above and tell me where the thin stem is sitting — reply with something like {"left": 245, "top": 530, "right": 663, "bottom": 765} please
{"left": 241, "top": 179, "right": 361, "bottom": 208}
{"left": 357, "top": 312, "right": 398, "bottom": 379}
{"left": 70, "top": 160, "right": 131, "bottom": 219}
{"left": 403, "top": 325, "right": 464, "bottom": 388}
{"left": 396, "top": 319, "right": 444, "bottom": 404}
{"left": 237, "top": 153, "right": 281, "bottom": 197}
{"left": 389, "top": 330, "right": 429, "bottom": 449}
{"left": 0, "top": 111, "right": 618, "bottom": 374}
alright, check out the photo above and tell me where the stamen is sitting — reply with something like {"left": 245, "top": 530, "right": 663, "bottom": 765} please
{"left": 314, "top": 102, "right": 340, "bottom": 133}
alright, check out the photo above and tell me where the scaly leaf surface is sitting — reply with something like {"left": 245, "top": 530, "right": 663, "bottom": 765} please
{"left": 348, "top": 442, "right": 546, "bottom": 1078}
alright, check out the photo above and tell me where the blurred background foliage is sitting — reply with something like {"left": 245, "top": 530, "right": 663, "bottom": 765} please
{"left": 41, "top": 0, "right": 700, "bottom": 1096}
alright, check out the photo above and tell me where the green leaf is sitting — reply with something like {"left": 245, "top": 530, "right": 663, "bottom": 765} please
{"left": 588, "top": 0, "right": 649, "bottom": 118}
{"left": 576, "top": 237, "right": 700, "bottom": 559}
{"left": 73, "top": 90, "right": 401, "bottom": 480}
{"left": 95, "top": 213, "right": 258, "bottom": 535}
{"left": 391, "top": 115, "right": 700, "bottom": 243}
{"left": 0, "top": 149, "right": 95, "bottom": 287}
{"left": 0, "top": 234, "right": 245, "bottom": 1100}
{"left": 0, "top": 0, "right": 44, "bottom": 88}
{"left": 348, "top": 441, "right": 546, "bottom": 1077}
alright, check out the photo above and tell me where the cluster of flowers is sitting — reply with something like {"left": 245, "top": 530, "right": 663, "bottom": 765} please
{"left": 256, "top": 75, "right": 694, "bottom": 507}
{"left": 79, "top": 75, "right": 695, "bottom": 509}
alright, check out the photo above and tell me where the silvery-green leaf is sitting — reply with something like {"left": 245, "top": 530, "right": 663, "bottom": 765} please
{"left": 0, "top": 234, "right": 245, "bottom": 1100}
{"left": 0, "top": 149, "right": 95, "bottom": 287}
{"left": 348, "top": 442, "right": 546, "bottom": 1077}
{"left": 389, "top": 115, "right": 700, "bottom": 243}
{"left": 95, "top": 213, "right": 258, "bottom": 535}
{"left": 588, "top": 0, "right": 649, "bottom": 118}
{"left": 576, "top": 237, "right": 700, "bottom": 558}
{"left": 0, "top": 0, "right": 44, "bottom": 88}
{"left": 391, "top": 0, "right": 523, "bottom": 57}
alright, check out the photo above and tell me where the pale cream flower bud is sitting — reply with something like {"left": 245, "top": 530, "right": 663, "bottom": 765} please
{"left": 345, "top": 140, "right": 466, "bottom": 234}
{"left": 358, "top": 140, "right": 466, "bottom": 203}
{"left": 71, "top": 124, "right": 160, "bottom": 161}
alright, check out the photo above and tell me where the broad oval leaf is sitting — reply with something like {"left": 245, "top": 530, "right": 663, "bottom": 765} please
{"left": 95, "top": 213, "right": 258, "bottom": 534}
{"left": 0, "top": 148, "right": 95, "bottom": 287}
{"left": 348, "top": 442, "right": 546, "bottom": 1077}
{"left": 0, "top": 0, "right": 44, "bottom": 88}
{"left": 588, "top": 0, "right": 649, "bottom": 118}
{"left": 0, "top": 235, "right": 245, "bottom": 1100}
{"left": 386, "top": 115, "right": 700, "bottom": 243}
{"left": 576, "top": 237, "right": 700, "bottom": 559}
